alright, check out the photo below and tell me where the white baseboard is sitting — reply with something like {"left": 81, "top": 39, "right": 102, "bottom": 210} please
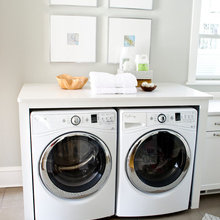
{"left": 0, "top": 166, "right": 22, "bottom": 188}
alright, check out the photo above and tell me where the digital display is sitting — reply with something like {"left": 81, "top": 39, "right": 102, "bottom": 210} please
{"left": 91, "top": 114, "right": 97, "bottom": 123}
{"left": 175, "top": 113, "right": 181, "bottom": 121}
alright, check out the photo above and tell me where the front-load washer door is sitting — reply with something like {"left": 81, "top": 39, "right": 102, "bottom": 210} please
{"left": 39, "top": 132, "right": 111, "bottom": 199}
{"left": 126, "top": 129, "right": 190, "bottom": 193}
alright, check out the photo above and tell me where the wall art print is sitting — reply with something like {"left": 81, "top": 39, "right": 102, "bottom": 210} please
{"left": 67, "top": 33, "right": 79, "bottom": 45}
{"left": 50, "top": 15, "right": 96, "bottom": 63}
{"left": 109, "top": 0, "right": 152, "bottom": 10}
{"left": 50, "top": 0, "right": 97, "bottom": 6}
{"left": 108, "top": 17, "right": 151, "bottom": 64}
{"left": 124, "top": 35, "right": 135, "bottom": 47}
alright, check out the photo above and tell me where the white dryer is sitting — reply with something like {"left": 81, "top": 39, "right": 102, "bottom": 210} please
{"left": 30, "top": 109, "right": 117, "bottom": 220}
{"left": 116, "top": 108, "right": 198, "bottom": 217}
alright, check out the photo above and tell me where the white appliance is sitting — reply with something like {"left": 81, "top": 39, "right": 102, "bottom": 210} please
{"left": 30, "top": 109, "right": 117, "bottom": 220}
{"left": 116, "top": 108, "right": 198, "bottom": 217}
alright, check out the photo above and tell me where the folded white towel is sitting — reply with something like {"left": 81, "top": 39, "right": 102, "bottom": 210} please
{"left": 116, "top": 73, "right": 137, "bottom": 88}
{"left": 90, "top": 72, "right": 137, "bottom": 88}
{"left": 117, "top": 87, "right": 137, "bottom": 94}
{"left": 89, "top": 72, "right": 116, "bottom": 88}
{"left": 91, "top": 87, "right": 137, "bottom": 94}
{"left": 91, "top": 87, "right": 117, "bottom": 94}
{"left": 90, "top": 71, "right": 137, "bottom": 94}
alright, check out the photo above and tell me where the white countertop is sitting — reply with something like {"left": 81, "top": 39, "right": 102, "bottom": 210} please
{"left": 17, "top": 83, "right": 212, "bottom": 108}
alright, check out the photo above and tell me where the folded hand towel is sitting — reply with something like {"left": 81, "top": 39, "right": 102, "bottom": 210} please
{"left": 89, "top": 72, "right": 116, "bottom": 88}
{"left": 89, "top": 71, "right": 137, "bottom": 94}
{"left": 116, "top": 87, "right": 137, "bottom": 94}
{"left": 91, "top": 87, "right": 137, "bottom": 94}
{"left": 116, "top": 73, "right": 137, "bottom": 88}
{"left": 90, "top": 72, "right": 137, "bottom": 88}
{"left": 91, "top": 87, "right": 117, "bottom": 94}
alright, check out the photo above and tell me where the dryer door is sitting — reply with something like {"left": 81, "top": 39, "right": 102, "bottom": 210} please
{"left": 126, "top": 129, "right": 190, "bottom": 193}
{"left": 39, "top": 132, "right": 111, "bottom": 199}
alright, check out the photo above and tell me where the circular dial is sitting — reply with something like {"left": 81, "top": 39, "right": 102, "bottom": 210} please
{"left": 158, "top": 114, "right": 166, "bottom": 123}
{"left": 71, "top": 115, "right": 81, "bottom": 125}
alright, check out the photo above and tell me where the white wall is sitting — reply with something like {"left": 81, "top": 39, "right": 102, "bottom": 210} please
{"left": 0, "top": 0, "right": 193, "bottom": 168}
{"left": 0, "top": 0, "right": 24, "bottom": 167}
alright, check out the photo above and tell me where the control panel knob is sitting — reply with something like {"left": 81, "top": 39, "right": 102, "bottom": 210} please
{"left": 158, "top": 114, "right": 166, "bottom": 123}
{"left": 71, "top": 115, "right": 81, "bottom": 126}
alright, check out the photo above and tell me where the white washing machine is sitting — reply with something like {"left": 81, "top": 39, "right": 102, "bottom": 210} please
{"left": 116, "top": 108, "right": 198, "bottom": 217}
{"left": 30, "top": 109, "right": 117, "bottom": 220}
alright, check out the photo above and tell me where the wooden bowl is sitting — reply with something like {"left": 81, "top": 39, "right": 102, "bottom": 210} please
{"left": 140, "top": 85, "right": 157, "bottom": 92}
{"left": 56, "top": 74, "right": 88, "bottom": 90}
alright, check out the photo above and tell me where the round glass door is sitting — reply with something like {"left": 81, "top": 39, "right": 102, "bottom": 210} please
{"left": 39, "top": 132, "right": 112, "bottom": 199}
{"left": 126, "top": 129, "right": 190, "bottom": 193}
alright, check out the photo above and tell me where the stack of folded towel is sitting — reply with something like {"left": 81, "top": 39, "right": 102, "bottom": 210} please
{"left": 89, "top": 72, "right": 137, "bottom": 94}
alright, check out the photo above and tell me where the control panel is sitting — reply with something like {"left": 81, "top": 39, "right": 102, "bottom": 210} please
{"left": 31, "top": 110, "right": 116, "bottom": 134}
{"left": 147, "top": 110, "right": 197, "bottom": 128}
{"left": 123, "top": 109, "right": 197, "bottom": 130}
{"left": 70, "top": 113, "right": 115, "bottom": 126}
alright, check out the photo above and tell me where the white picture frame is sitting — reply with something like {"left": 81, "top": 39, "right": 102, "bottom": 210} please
{"left": 108, "top": 17, "right": 151, "bottom": 64}
{"left": 50, "top": 0, "right": 97, "bottom": 6}
{"left": 50, "top": 15, "right": 96, "bottom": 63}
{"left": 109, "top": 0, "right": 152, "bottom": 10}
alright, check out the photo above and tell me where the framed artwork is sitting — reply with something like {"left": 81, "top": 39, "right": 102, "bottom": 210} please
{"left": 50, "top": 15, "right": 96, "bottom": 63}
{"left": 109, "top": 0, "right": 153, "bottom": 10}
{"left": 50, "top": 0, "right": 97, "bottom": 6}
{"left": 108, "top": 17, "right": 151, "bottom": 64}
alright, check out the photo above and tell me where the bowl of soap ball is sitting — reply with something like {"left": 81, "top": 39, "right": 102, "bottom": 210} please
{"left": 140, "top": 81, "right": 157, "bottom": 92}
